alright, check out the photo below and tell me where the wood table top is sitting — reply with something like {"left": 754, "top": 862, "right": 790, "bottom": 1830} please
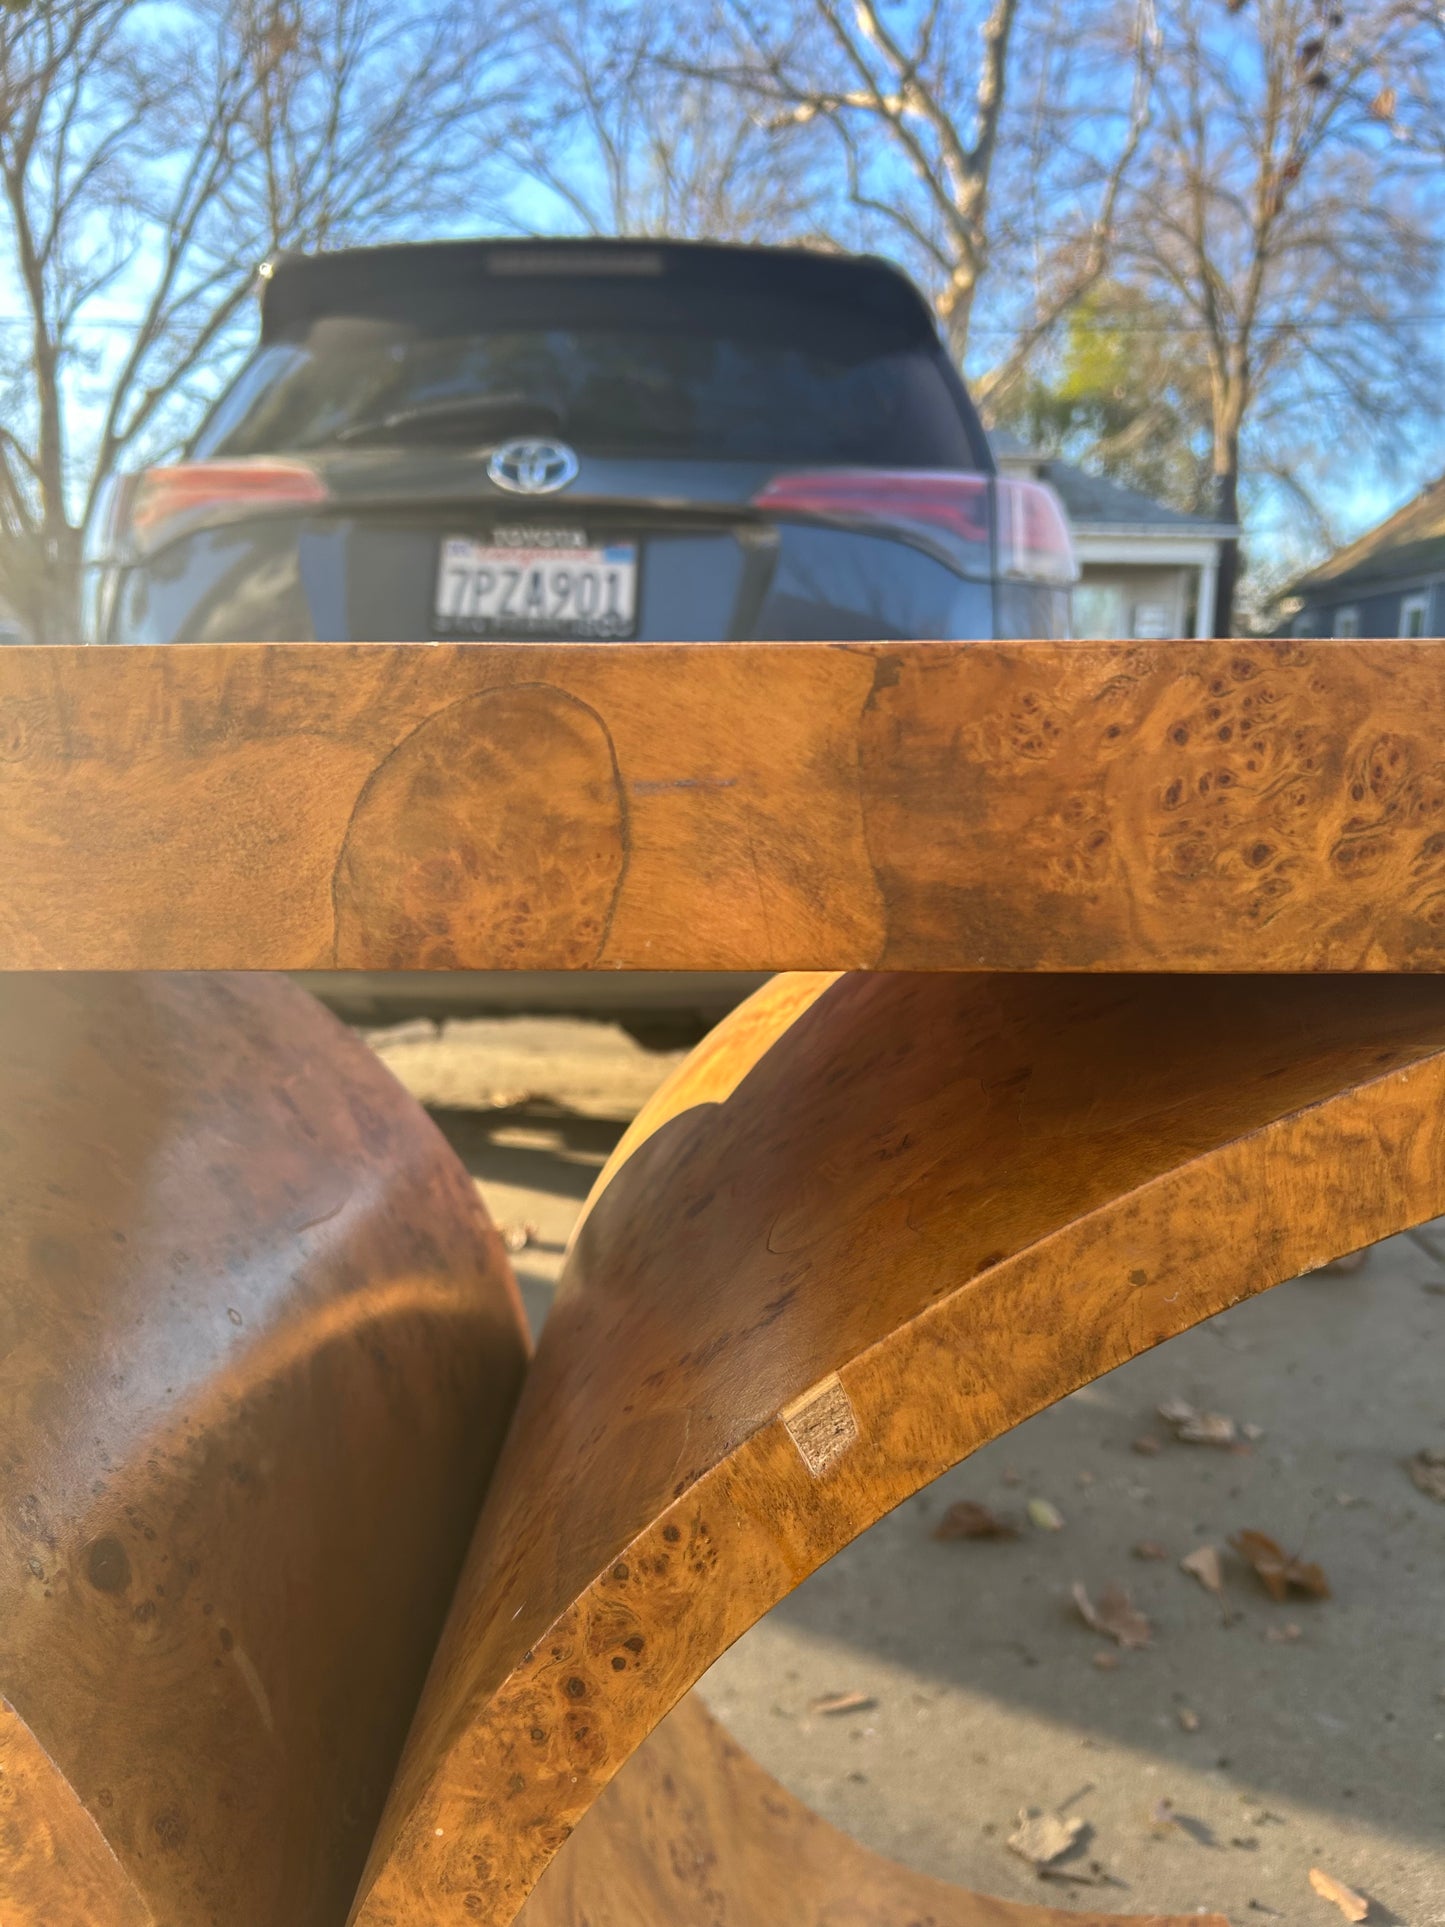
{"left": 4, "top": 637, "right": 1443, "bottom": 972}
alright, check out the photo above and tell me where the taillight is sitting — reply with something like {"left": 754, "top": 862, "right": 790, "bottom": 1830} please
{"left": 751, "top": 467, "right": 1077, "bottom": 588}
{"left": 91, "top": 459, "right": 329, "bottom": 562}
{"left": 753, "top": 469, "right": 991, "bottom": 576}
{"left": 994, "top": 475, "right": 1077, "bottom": 587}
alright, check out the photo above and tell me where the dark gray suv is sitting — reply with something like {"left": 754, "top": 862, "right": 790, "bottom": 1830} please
{"left": 83, "top": 237, "right": 1074, "bottom": 647}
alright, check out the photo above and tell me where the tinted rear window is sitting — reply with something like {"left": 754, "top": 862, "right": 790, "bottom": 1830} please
{"left": 194, "top": 299, "right": 976, "bottom": 467}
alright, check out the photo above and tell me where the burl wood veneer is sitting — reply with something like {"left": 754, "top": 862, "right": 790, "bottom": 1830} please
{"left": 351, "top": 968, "right": 1445, "bottom": 1927}
{"left": 6, "top": 638, "right": 1445, "bottom": 970}
{"left": 520, "top": 1693, "right": 1207, "bottom": 1927}
{"left": 0, "top": 973, "right": 528, "bottom": 1926}
{"left": 6, "top": 636, "right": 1444, "bottom": 1926}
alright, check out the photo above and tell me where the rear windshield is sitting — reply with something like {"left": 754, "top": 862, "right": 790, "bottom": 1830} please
{"left": 193, "top": 305, "right": 976, "bottom": 468}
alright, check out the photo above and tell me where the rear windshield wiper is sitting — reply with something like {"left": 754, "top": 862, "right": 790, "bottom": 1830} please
{"left": 333, "top": 394, "right": 566, "bottom": 445}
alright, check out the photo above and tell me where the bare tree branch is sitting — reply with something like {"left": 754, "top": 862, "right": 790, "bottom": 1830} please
{"left": 505, "top": 0, "right": 825, "bottom": 242}
{"left": 1110, "top": 0, "right": 1441, "bottom": 627}
{"left": 976, "top": 0, "right": 1159, "bottom": 407}
{"left": 713, "top": 0, "right": 1156, "bottom": 368}
{"left": 0, "top": 0, "right": 522, "bottom": 635}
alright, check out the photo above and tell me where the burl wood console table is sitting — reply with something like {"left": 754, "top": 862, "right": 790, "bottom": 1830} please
{"left": 3, "top": 637, "right": 1443, "bottom": 1927}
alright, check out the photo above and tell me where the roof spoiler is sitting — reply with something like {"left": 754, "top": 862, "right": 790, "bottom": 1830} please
{"left": 255, "top": 237, "right": 941, "bottom": 347}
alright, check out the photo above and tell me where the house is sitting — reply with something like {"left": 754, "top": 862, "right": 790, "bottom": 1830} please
{"left": 991, "top": 429, "right": 1237, "bottom": 639}
{"left": 1278, "top": 474, "right": 1445, "bottom": 638}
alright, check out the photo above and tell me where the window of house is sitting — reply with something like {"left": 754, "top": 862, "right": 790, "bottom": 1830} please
{"left": 1071, "top": 583, "right": 1130, "bottom": 639}
{"left": 1401, "top": 592, "right": 1430, "bottom": 638}
{"left": 1130, "top": 601, "right": 1172, "bottom": 639}
{"left": 1334, "top": 606, "right": 1360, "bottom": 638}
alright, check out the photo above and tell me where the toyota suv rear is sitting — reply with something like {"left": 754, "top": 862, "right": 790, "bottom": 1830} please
{"left": 83, "top": 238, "right": 1075, "bottom": 647}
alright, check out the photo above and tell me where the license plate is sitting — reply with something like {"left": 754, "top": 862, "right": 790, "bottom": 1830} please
{"left": 435, "top": 532, "right": 637, "bottom": 638}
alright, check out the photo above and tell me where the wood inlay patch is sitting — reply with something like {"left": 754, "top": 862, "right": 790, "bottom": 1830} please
{"left": 781, "top": 1374, "right": 858, "bottom": 1476}
{"left": 332, "top": 684, "right": 626, "bottom": 968}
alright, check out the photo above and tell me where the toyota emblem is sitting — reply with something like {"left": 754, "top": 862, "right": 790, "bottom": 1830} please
{"left": 487, "top": 438, "right": 580, "bottom": 495}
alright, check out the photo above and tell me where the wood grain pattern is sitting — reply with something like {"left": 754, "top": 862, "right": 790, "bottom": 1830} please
{"left": 0, "top": 973, "right": 529, "bottom": 1927}
{"left": 353, "top": 968, "right": 1445, "bottom": 1925}
{"left": 0, "top": 1700, "right": 153, "bottom": 1925}
{"left": 9, "top": 638, "right": 1445, "bottom": 969}
{"left": 333, "top": 685, "right": 628, "bottom": 967}
{"left": 519, "top": 1692, "right": 1224, "bottom": 1927}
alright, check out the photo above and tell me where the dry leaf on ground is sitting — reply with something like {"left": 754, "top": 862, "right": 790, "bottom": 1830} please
{"left": 1231, "top": 1529, "right": 1331, "bottom": 1601}
{"left": 1038, "top": 1864, "right": 1114, "bottom": 1889}
{"left": 1308, "top": 1866, "right": 1369, "bottom": 1921}
{"left": 1408, "top": 1448, "right": 1445, "bottom": 1502}
{"left": 1158, "top": 1397, "right": 1238, "bottom": 1446}
{"left": 1180, "top": 1545, "right": 1225, "bottom": 1596}
{"left": 1073, "top": 1581, "right": 1152, "bottom": 1648}
{"left": 1133, "top": 1539, "right": 1168, "bottom": 1561}
{"left": 932, "top": 1500, "right": 1019, "bottom": 1541}
{"left": 1148, "top": 1798, "right": 1180, "bottom": 1834}
{"left": 1028, "top": 1496, "right": 1065, "bottom": 1531}
{"left": 1007, "top": 1808, "right": 1085, "bottom": 1867}
{"left": 1091, "top": 1649, "right": 1120, "bottom": 1671}
{"left": 809, "top": 1690, "right": 876, "bottom": 1717}
{"left": 1177, "top": 1706, "right": 1200, "bottom": 1731}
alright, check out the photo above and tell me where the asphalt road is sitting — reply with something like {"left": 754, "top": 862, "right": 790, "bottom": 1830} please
{"left": 367, "top": 1012, "right": 1445, "bottom": 1927}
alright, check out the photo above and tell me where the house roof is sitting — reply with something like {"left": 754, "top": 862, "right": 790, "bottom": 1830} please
{"left": 989, "top": 430, "right": 1233, "bottom": 538}
{"left": 1293, "top": 473, "right": 1445, "bottom": 597}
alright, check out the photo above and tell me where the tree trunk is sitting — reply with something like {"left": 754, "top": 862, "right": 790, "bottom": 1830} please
{"left": 1204, "top": 318, "right": 1254, "bottom": 636}
{"left": 1211, "top": 455, "right": 1240, "bottom": 639}
{"left": 36, "top": 524, "right": 83, "bottom": 643}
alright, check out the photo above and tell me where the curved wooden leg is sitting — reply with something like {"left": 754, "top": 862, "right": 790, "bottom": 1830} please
{"left": 518, "top": 1692, "right": 1208, "bottom": 1927}
{"left": 0, "top": 974, "right": 528, "bottom": 1927}
{"left": 355, "top": 970, "right": 1445, "bottom": 1926}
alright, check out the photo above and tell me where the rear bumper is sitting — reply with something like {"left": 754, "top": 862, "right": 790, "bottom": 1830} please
{"left": 93, "top": 508, "right": 1001, "bottom": 645}
{"left": 294, "top": 969, "right": 769, "bottom": 1029}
